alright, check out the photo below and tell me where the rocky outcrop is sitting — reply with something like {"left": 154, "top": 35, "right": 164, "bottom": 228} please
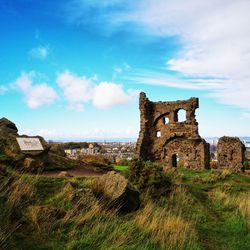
{"left": 217, "top": 136, "right": 245, "bottom": 172}
{"left": 0, "top": 118, "right": 49, "bottom": 159}
{"left": 23, "top": 157, "right": 44, "bottom": 172}
{"left": 136, "top": 92, "right": 210, "bottom": 169}
{"left": 93, "top": 171, "right": 140, "bottom": 213}
{"left": 0, "top": 117, "right": 75, "bottom": 173}
{"left": 0, "top": 117, "right": 18, "bottom": 132}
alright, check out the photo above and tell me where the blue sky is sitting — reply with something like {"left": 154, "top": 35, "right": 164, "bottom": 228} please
{"left": 0, "top": 0, "right": 250, "bottom": 140}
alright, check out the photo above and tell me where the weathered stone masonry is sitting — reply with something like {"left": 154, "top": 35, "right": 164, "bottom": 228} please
{"left": 136, "top": 92, "right": 210, "bottom": 169}
{"left": 217, "top": 136, "right": 245, "bottom": 172}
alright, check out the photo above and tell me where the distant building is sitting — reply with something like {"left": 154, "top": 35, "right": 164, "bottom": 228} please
{"left": 244, "top": 141, "right": 250, "bottom": 149}
{"left": 64, "top": 149, "right": 72, "bottom": 155}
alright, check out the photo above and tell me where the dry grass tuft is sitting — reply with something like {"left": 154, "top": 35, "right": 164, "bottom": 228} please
{"left": 135, "top": 199, "right": 199, "bottom": 250}
{"left": 7, "top": 178, "right": 35, "bottom": 209}
{"left": 220, "top": 169, "right": 233, "bottom": 179}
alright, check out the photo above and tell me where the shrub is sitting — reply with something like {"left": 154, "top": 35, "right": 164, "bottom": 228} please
{"left": 79, "top": 154, "right": 112, "bottom": 165}
{"left": 115, "top": 158, "right": 130, "bottom": 166}
{"left": 128, "top": 159, "right": 172, "bottom": 197}
{"left": 78, "top": 154, "right": 113, "bottom": 171}
{"left": 243, "top": 161, "right": 250, "bottom": 170}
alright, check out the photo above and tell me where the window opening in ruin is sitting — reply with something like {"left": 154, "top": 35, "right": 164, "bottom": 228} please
{"left": 156, "top": 131, "right": 161, "bottom": 138}
{"left": 177, "top": 109, "right": 186, "bottom": 122}
{"left": 163, "top": 117, "right": 169, "bottom": 124}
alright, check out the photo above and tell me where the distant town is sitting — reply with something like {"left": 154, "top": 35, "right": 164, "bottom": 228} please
{"left": 53, "top": 141, "right": 136, "bottom": 163}
{"left": 48, "top": 137, "right": 250, "bottom": 164}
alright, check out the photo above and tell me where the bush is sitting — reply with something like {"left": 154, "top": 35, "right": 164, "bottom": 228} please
{"left": 128, "top": 159, "right": 172, "bottom": 198}
{"left": 243, "top": 161, "right": 250, "bottom": 170}
{"left": 115, "top": 158, "right": 130, "bottom": 166}
{"left": 78, "top": 154, "right": 113, "bottom": 171}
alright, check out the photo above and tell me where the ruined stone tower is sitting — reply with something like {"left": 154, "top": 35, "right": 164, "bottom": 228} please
{"left": 217, "top": 136, "right": 245, "bottom": 172}
{"left": 136, "top": 92, "right": 210, "bottom": 169}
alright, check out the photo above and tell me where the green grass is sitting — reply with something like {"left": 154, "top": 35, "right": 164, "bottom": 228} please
{"left": 113, "top": 165, "right": 129, "bottom": 171}
{"left": 1, "top": 164, "right": 250, "bottom": 249}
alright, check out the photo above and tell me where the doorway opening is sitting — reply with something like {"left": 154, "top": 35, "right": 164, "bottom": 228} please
{"left": 172, "top": 154, "right": 178, "bottom": 168}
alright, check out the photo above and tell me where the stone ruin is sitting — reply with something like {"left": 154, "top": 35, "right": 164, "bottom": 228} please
{"left": 217, "top": 136, "right": 245, "bottom": 172}
{"left": 136, "top": 92, "right": 210, "bottom": 169}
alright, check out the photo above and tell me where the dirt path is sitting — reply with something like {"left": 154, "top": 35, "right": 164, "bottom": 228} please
{"left": 40, "top": 167, "right": 108, "bottom": 177}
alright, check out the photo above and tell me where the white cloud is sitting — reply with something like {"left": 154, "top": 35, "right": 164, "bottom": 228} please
{"left": 116, "top": 0, "right": 250, "bottom": 110}
{"left": 29, "top": 45, "right": 50, "bottom": 60}
{"left": 57, "top": 70, "right": 135, "bottom": 110}
{"left": 14, "top": 72, "right": 58, "bottom": 108}
{"left": 65, "top": 0, "right": 250, "bottom": 111}
{"left": 93, "top": 81, "right": 131, "bottom": 109}
{"left": 114, "top": 66, "right": 123, "bottom": 74}
{"left": 124, "top": 63, "right": 131, "bottom": 70}
{"left": 124, "top": 69, "right": 227, "bottom": 90}
{"left": 56, "top": 70, "right": 93, "bottom": 111}
{"left": 113, "top": 63, "right": 132, "bottom": 79}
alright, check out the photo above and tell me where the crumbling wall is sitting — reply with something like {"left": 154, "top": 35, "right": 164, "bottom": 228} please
{"left": 136, "top": 92, "right": 210, "bottom": 169}
{"left": 217, "top": 136, "right": 245, "bottom": 172}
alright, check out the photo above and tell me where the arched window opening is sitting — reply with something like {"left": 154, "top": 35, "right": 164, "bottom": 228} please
{"left": 163, "top": 116, "right": 169, "bottom": 124}
{"left": 177, "top": 109, "right": 186, "bottom": 122}
{"left": 156, "top": 131, "right": 161, "bottom": 138}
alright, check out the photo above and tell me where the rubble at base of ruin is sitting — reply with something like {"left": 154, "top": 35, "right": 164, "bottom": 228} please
{"left": 217, "top": 136, "right": 245, "bottom": 172}
{"left": 136, "top": 92, "right": 210, "bottom": 170}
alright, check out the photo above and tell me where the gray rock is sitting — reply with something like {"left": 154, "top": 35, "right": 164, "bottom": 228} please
{"left": 94, "top": 171, "right": 140, "bottom": 213}
{"left": 23, "top": 157, "right": 43, "bottom": 172}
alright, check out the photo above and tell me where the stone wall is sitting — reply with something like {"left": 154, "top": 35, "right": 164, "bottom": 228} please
{"left": 217, "top": 136, "right": 245, "bottom": 172}
{"left": 136, "top": 92, "right": 210, "bottom": 169}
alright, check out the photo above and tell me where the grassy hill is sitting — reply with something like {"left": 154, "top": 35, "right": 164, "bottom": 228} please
{"left": 0, "top": 164, "right": 250, "bottom": 250}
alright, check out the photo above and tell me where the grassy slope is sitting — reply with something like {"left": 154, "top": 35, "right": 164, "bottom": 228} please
{"left": 0, "top": 165, "right": 250, "bottom": 250}
{"left": 113, "top": 165, "right": 129, "bottom": 171}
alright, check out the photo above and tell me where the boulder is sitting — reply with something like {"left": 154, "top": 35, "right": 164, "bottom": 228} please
{"left": 58, "top": 171, "right": 73, "bottom": 177}
{"left": 0, "top": 117, "right": 18, "bottom": 132}
{"left": 94, "top": 171, "right": 140, "bottom": 213}
{"left": 0, "top": 118, "right": 19, "bottom": 157}
{"left": 23, "top": 157, "right": 43, "bottom": 172}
